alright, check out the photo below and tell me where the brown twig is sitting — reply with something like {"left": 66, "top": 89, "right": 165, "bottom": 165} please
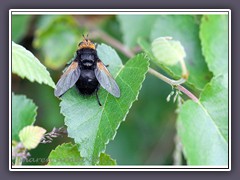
{"left": 92, "top": 29, "right": 135, "bottom": 58}
{"left": 41, "top": 127, "right": 67, "bottom": 144}
{"left": 91, "top": 29, "right": 199, "bottom": 103}
{"left": 176, "top": 85, "right": 199, "bottom": 103}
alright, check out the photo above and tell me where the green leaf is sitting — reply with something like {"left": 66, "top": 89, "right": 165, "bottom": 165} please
{"left": 33, "top": 15, "right": 82, "bottom": 69}
{"left": 12, "top": 42, "right": 55, "bottom": 88}
{"left": 117, "top": 15, "right": 158, "bottom": 47}
{"left": 19, "top": 126, "right": 46, "bottom": 150}
{"left": 48, "top": 143, "right": 83, "bottom": 165}
{"left": 200, "top": 15, "right": 228, "bottom": 76}
{"left": 12, "top": 93, "right": 38, "bottom": 141}
{"left": 150, "top": 15, "right": 212, "bottom": 90}
{"left": 12, "top": 15, "right": 31, "bottom": 42}
{"left": 60, "top": 45, "right": 149, "bottom": 164}
{"left": 177, "top": 74, "right": 228, "bottom": 165}
{"left": 48, "top": 143, "right": 116, "bottom": 165}
{"left": 138, "top": 38, "right": 197, "bottom": 91}
{"left": 97, "top": 153, "right": 117, "bottom": 165}
{"left": 97, "top": 44, "right": 123, "bottom": 75}
{"left": 151, "top": 37, "right": 186, "bottom": 66}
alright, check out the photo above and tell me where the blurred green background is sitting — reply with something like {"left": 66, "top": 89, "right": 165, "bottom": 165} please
{"left": 12, "top": 14, "right": 188, "bottom": 165}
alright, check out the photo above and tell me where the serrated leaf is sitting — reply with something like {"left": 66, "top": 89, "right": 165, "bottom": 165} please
{"left": 151, "top": 37, "right": 186, "bottom": 66}
{"left": 48, "top": 143, "right": 116, "bottom": 165}
{"left": 97, "top": 44, "right": 123, "bottom": 75}
{"left": 97, "top": 153, "right": 116, "bottom": 165}
{"left": 12, "top": 93, "right": 38, "bottom": 141}
{"left": 12, "top": 42, "right": 55, "bottom": 88}
{"left": 200, "top": 15, "right": 228, "bottom": 76}
{"left": 48, "top": 143, "right": 83, "bottom": 165}
{"left": 33, "top": 15, "right": 82, "bottom": 69}
{"left": 60, "top": 45, "right": 149, "bottom": 164}
{"left": 117, "top": 15, "right": 158, "bottom": 47}
{"left": 12, "top": 15, "right": 31, "bottom": 42}
{"left": 151, "top": 15, "right": 212, "bottom": 90}
{"left": 19, "top": 126, "right": 46, "bottom": 150}
{"left": 177, "top": 74, "right": 228, "bottom": 165}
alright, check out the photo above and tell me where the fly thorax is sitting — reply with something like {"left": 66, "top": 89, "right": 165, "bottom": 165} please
{"left": 80, "top": 53, "right": 95, "bottom": 67}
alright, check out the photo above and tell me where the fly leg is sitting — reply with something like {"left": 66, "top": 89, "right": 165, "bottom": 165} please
{"left": 95, "top": 85, "right": 102, "bottom": 106}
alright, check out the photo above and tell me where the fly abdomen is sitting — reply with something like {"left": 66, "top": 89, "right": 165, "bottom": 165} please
{"left": 75, "top": 69, "right": 99, "bottom": 95}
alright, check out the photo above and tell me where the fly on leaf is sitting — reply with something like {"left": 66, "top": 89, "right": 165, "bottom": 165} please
{"left": 54, "top": 35, "right": 120, "bottom": 106}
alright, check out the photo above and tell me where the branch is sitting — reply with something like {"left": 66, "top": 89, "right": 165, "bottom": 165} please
{"left": 92, "top": 29, "right": 135, "bottom": 58}
{"left": 148, "top": 68, "right": 186, "bottom": 86}
{"left": 91, "top": 29, "right": 199, "bottom": 103}
{"left": 176, "top": 85, "right": 199, "bottom": 103}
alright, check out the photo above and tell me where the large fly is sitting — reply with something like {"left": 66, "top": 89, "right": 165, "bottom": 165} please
{"left": 54, "top": 35, "right": 120, "bottom": 106}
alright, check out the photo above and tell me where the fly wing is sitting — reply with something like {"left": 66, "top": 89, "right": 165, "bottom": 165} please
{"left": 54, "top": 61, "right": 81, "bottom": 97}
{"left": 95, "top": 60, "right": 120, "bottom": 98}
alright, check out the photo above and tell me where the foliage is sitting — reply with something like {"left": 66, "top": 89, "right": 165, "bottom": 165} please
{"left": 177, "top": 74, "right": 228, "bottom": 165}
{"left": 19, "top": 126, "right": 46, "bottom": 150}
{"left": 120, "top": 14, "right": 228, "bottom": 166}
{"left": 12, "top": 93, "right": 38, "bottom": 141}
{"left": 12, "top": 94, "right": 47, "bottom": 164}
{"left": 12, "top": 42, "right": 55, "bottom": 88}
{"left": 48, "top": 143, "right": 83, "bottom": 165}
{"left": 177, "top": 15, "right": 228, "bottom": 165}
{"left": 97, "top": 153, "right": 117, "bottom": 165}
{"left": 117, "top": 15, "right": 158, "bottom": 47}
{"left": 33, "top": 15, "right": 82, "bottom": 69}
{"left": 12, "top": 30, "right": 56, "bottom": 164}
{"left": 12, "top": 15, "right": 31, "bottom": 42}
{"left": 11, "top": 14, "right": 229, "bottom": 166}
{"left": 200, "top": 15, "right": 228, "bottom": 76}
{"left": 48, "top": 143, "right": 116, "bottom": 165}
{"left": 150, "top": 15, "right": 212, "bottom": 90}
{"left": 151, "top": 37, "right": 186, "bottom": 66}
{"left": 60, "top": 45, "right": 149, "bottom": 164}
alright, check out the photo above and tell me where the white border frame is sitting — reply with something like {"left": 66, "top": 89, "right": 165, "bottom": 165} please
{"left": 9, "top": 9, "right": 231, "bottom": 171}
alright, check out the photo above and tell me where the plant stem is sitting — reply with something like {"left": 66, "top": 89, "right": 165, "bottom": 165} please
{"left": 179, "top": 58, "right": 189, "bottom": 80}
{"left": 92, "top": 29, "right": 135, "bottom": 58}
{"left": 15, "top": 156, "right": 22, "bottom": 166}
{"left": 173, "top": 134, "right": 182, "bottom": 165}
{"left": 148, "top": 68, "right": 186, "bottom": 86}
{"left": 176, "top": 85, "right": 199, "bottom": 103}
{"left": 92, "top": 29, "right": 199, "bottom": 103}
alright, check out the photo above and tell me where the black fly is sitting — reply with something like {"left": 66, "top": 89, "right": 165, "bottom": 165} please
{"left": 54, "top": 35, "right": 120, "bottom": 106}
